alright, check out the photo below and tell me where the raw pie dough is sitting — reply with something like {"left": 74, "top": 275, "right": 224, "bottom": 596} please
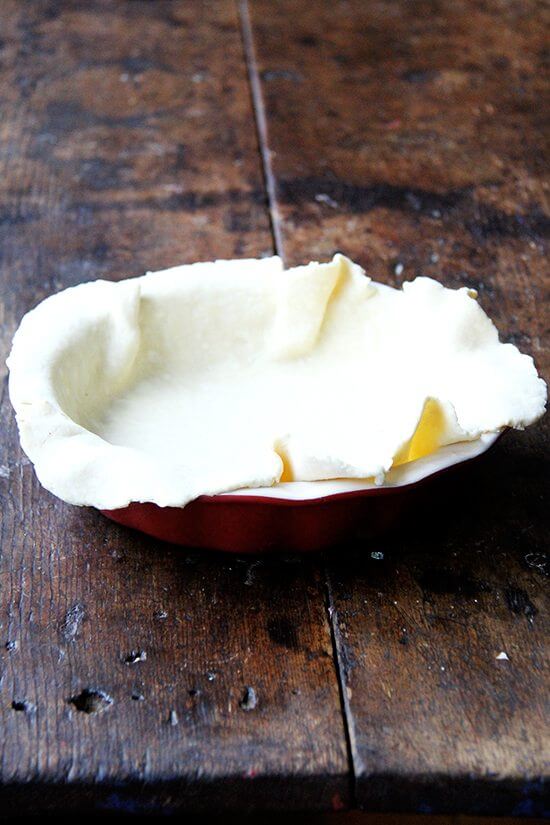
{"left": 7, "top": 255, "right": 546, "bottom": 509}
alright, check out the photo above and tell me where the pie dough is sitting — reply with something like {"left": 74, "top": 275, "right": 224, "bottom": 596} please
{"left": 7, "top": 255, "right": 546, "bottom": 509}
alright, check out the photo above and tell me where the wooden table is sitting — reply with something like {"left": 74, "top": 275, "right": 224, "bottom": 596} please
{"left": 0, "top": 0, "right": 548, "bottom": 816}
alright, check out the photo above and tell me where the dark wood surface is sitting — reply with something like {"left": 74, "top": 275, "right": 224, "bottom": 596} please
{"left": 0, "top": 0, "right": 349, "bottom": 815}
{"left": 0, "top": 0, "right": 548, "bottom": 817}
{"left": 248, "top": 0, "right": 549, "bottom": 815}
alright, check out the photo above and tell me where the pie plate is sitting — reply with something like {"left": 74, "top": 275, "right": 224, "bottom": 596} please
{"left": 8, "top": 256, "right": 543, "bottom": 555}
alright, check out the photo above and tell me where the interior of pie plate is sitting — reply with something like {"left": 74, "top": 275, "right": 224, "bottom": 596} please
{"left": 60, "top": 282, "right": 493, "bottom": 506}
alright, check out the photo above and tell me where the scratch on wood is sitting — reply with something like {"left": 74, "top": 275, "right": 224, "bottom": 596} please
{"left": 59, "top": 602, "right": 85, "bottom": 642}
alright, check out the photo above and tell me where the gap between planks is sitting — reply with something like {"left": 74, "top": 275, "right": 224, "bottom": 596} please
{"left": 237, "top": 0, "right": 285, "bottom": 259}
{"left": 237, "top": 0, "right": 358, "bottom": 804}
{"left": 324, "top": 567, "right": 359, "bottom": 807}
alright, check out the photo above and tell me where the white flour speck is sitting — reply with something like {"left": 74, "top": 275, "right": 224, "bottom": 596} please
{"left": 314, "top": 193, "right": 339, "bottom": 209}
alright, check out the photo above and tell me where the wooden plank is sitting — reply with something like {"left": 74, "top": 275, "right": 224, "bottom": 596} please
{"left": 0, "top": 1, "right": 350, "bottom": 813}
{"left": 247, "top": 0, "right": 549, "bottom": 814}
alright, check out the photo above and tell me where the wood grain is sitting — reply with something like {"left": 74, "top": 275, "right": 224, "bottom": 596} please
{"left": 0, "top": 1, "right": 350, "bottom": 814}
{"left": 248, "top": 0, "right": 549, "bottom": 815}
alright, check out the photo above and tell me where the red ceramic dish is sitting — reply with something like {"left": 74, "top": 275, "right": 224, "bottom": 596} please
{"left": 102, "top": 433, "right": 500, "bottom": 553}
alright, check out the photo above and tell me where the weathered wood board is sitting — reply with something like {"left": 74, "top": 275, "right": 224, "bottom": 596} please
{"left": 248, "top": 0, "right": 549, "bottom": 814}
{"left": 0, "top": 0, "right": 349, "bottom": 814}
